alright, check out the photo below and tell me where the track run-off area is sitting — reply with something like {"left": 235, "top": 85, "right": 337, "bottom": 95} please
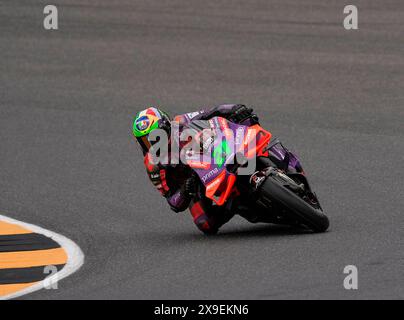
{"left": 0, "top": 215, "right": 84, "bottom": 299}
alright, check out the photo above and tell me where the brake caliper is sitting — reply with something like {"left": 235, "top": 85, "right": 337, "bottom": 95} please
{"left": 249, "top": 170, "right": 269, "bottom": 190}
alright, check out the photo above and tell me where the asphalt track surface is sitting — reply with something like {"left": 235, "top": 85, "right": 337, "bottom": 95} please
{"left": 1, "top": 0, "right": 404, "bottom": 299}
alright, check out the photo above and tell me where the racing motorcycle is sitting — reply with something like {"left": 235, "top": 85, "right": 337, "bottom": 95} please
{"left": 181, "top": 116, "right": 329, "bottom": 232}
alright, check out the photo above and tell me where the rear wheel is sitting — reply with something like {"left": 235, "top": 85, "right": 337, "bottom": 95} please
{"left": 258, "top": 172, "right": 329, "bottom": 232}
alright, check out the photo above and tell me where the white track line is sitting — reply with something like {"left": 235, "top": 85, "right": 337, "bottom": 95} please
{"left": 0, "top": 214, "right": 84, "bottom": 300}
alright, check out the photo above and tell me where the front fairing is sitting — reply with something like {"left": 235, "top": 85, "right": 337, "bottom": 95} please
{"left": 177, "top": 117, "right": 272, "bottom": 205}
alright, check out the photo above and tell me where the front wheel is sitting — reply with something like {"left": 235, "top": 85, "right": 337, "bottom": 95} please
{"left": 258, "top": 174, "right": 329, "bottom": 232}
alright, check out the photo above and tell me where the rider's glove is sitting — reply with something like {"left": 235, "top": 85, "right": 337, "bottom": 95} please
{"left": 228, "top": 105, "right": 255, "bottom": 124}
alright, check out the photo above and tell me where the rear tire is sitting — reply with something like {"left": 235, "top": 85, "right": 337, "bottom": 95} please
{"left": 259, "top": 176, "right": 329, "bottom": 232}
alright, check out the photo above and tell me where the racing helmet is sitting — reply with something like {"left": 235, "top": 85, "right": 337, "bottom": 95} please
{"left": 132, "top": 107, "right": 171, "bottom": 154}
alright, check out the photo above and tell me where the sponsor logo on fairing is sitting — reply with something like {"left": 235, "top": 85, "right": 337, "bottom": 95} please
{"left": 235, "top": 127, "right": 244, "bottom": 146}
{"left": 206, "top": 176, "right": 223, "bottom": 193}
{"left": 186, "top": 111, "right": 201, "bottom": 119}
{"left": 202, "top": 167, "right": 219, "bottom": 183}
{"left": 202, "top": 135, "right": 214, "bottom": 151}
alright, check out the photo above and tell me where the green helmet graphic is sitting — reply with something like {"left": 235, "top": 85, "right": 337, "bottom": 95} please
{"left": 132, "top": 107, "right": 171, "bottom": 154}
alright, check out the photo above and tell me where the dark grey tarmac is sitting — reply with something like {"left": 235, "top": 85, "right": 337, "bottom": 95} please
{"left": 1, "top": 0, "right": 403, "bottom": 299}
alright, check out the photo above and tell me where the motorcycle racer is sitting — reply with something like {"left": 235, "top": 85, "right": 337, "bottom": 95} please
{"left": 132, "top": 105, "right": 303, "bottom": 234}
